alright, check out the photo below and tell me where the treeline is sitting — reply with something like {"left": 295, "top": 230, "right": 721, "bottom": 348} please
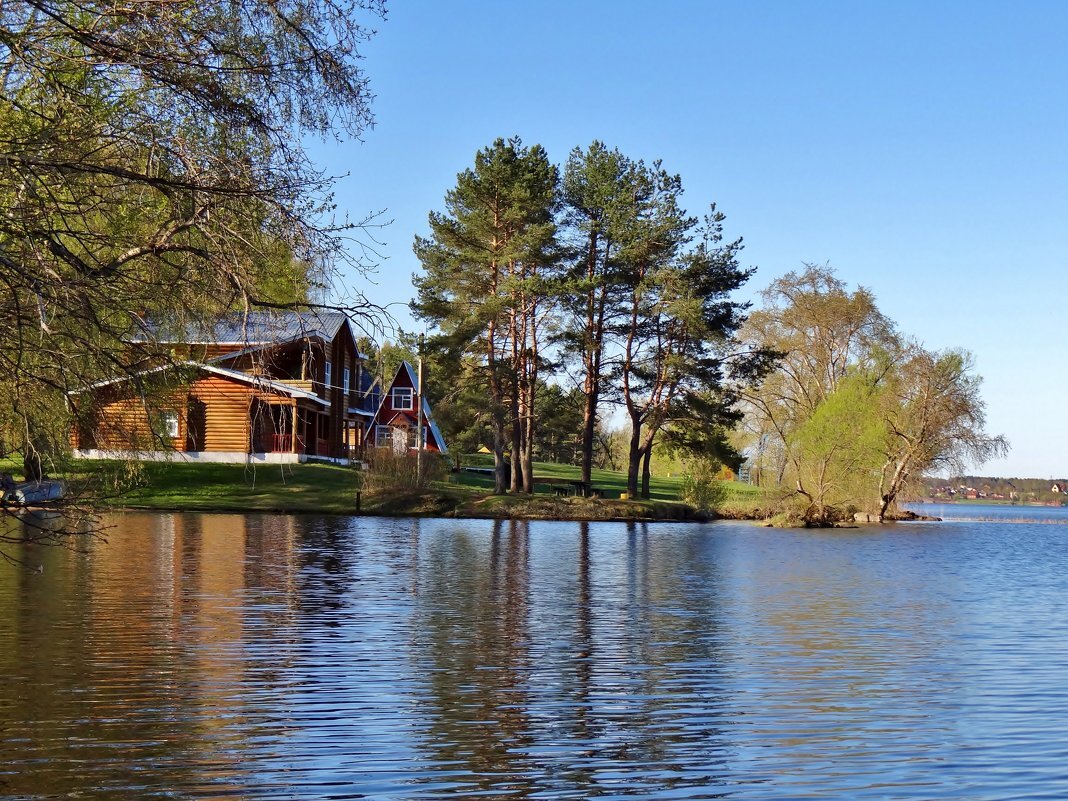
{"left": 409, "top": 138, "right": 773, "bottom": 497}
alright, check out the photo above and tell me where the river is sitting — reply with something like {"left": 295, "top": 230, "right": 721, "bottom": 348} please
{"left": 2, "top": 511, "right": 1068, "bottom": 799}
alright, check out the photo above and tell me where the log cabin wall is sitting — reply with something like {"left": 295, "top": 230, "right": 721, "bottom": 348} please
{"left": 76, "top": 316, "right": 368, "bottom": 461}
{"left": 192, "top": 376, "right": 257, "bottom": 452}
{"left": 81, "top": 373, "right": 294, "bottom": 454}
{"left": 89, "top": 396, "right": 181, "bottom": 451}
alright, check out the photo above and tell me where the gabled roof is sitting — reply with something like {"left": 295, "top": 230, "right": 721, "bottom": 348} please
{"left": 367, "top": 360, "right": 448, "bottom": 454}
{"left": 72, "top": 361, "right": 329, "bottom": 407}
{"left": 134, "top": 311, "right": 367, "bottom": 355}
{"left": 384, "top": 410, "right": 418, "bottom": 427}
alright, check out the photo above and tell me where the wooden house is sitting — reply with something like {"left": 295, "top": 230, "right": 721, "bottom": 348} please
{"left": 71, "top": 312, "right": 378, "bottom": 464}
{"left": 365, "top": 361, "right": 447, "bottom": 455}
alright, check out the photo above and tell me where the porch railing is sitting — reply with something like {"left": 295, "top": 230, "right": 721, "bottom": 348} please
{"left": 256, "top": 433, "right": 305, "bottom": 454}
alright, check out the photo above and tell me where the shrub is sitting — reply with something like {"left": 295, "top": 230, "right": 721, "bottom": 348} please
{"left": 680, "top": 461, "right": 728, "bottom": 513}
{"left": 361, "top": 450, "right": 446, "bottom": 492}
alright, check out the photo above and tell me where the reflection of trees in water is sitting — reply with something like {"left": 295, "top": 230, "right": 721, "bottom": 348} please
{"left": 557, "top": 522, "right": 733, "bottom": 793}
{"left": 3, "top": 514, "right": 738, "bottom": 798}
{"left": 407, "top": 520, "right": 734, "bottom": 798}
{"left": 410, "top": 518, "right": 536, "bottom": 797}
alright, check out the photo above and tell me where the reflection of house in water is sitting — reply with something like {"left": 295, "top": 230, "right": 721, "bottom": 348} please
{"left": 81, "top": 513, "right": 306, "bottom": 787}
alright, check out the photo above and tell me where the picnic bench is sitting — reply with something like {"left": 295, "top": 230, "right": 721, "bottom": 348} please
{"left": 533, "top": 476, "right": 594, "bottom": 497}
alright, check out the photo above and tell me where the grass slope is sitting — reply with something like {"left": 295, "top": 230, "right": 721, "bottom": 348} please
{"left": 451, "top": 455, "right": 684, "bottom": 500}
{"left": 63, "top": 459, "right": 358, "bottom": 514}
{"left": 12, "top": 455, "right": 767, "bottom": 519}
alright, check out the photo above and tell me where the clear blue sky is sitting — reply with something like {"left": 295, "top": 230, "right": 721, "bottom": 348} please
{"left": 310, "top": 0, "right": 1067, "bottom": 479}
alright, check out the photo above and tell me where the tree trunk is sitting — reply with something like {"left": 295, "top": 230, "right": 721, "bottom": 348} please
{"left": 487, "top": 316, "right": 508, "bottom": 495}
{"left": 580, "top": 369, "right": 598, "bottom": 486}
{"left": 626, "top": 418, "right": 642, "bottom": 497}
{"left": 510, "top": 429, "right": 523, "bottom": 491}
{"left": 878, "top": 458, "right": 909, "bottom": 520}
{"left": 641, "top": 446, "right": 652, "bottom": 499}
{"left": 23, "top": 449, "right": 42, "bottom": 483}
{"left": 510, "top": 341, "right": 522, "bottom": 493}
{"left": 521, "top": 374, "right": 535, "bottom": 494}
{"left": 492, "top": 435, "right": 508, "bottom": 495}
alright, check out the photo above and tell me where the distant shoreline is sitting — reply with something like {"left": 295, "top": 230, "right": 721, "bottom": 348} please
{"left": 911, "top": 499, "right": 1067, "bottom": 508}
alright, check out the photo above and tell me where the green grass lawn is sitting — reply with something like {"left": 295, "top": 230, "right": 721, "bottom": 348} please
{"left": 452, "top": 454, "right": 685, "bottom": 500}
{"left": 40, "top": 458, "right": 361, "bottom": 514}
{"left": 4, "top": 454, "right": 766, "bottom": 517}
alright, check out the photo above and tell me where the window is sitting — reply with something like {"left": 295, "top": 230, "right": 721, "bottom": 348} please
{"left": 375, "top": 425, "right": 392, "bottom": 447}
{"left": 324, "top": 360, "right": 332, "bottom": 390}
{"left": 162, "top": 411, "right": 179, "bottom": 438}
{"left": 343, "top": 367, "right": 351, "bottom": 395}
{"left": 392, "top": 386, "right": 413, "bottom": 410}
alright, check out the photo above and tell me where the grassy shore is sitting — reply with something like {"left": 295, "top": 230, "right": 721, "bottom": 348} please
{"left": 15, "top": 456, "right": 768, "bottom": 521}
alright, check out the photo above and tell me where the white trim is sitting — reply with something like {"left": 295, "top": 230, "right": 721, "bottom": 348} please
{"left": 375, "top": 425, "right": 392, "bottom": 447}
{"left": 162, "top": 411, "right": 179, "bottom": 438}
{"left": 72, "top": 449, "right": 351, "bottom": 467}
{"left": 392, "top": 386, "right": 413, "bottom": 410}
{"left": 74, "top": 449, "right": 302, "bottom": 464}
{"left": 70, "top": 361, "right": 329, "bottom": 407}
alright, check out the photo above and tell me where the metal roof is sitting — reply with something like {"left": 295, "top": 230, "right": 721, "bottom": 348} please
{"left": 135, "top": 311, "right": 354, "bottom": 346}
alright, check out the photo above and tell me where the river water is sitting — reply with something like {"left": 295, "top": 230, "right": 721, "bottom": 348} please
{"left": 2, "top": 510, "right": 1068, "bottom": 799}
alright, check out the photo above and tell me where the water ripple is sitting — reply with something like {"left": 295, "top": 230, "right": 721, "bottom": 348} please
{"left": 3, "top": 513, "right": 1068, "bottom": 799}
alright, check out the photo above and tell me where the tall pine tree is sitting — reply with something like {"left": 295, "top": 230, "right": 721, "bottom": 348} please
{"left": 413, "top": 138, "right": 559, "bottom": 494}
{"left": 560, "top": 142, "right": 648, "bottom": 486}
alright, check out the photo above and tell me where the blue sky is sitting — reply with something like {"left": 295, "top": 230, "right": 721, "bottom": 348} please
{"left": 310, "top": 1, "right": 1066, "bottom": 478}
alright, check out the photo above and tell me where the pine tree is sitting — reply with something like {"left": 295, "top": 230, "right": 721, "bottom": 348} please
{"left": 560, "top": 142, "right": 648, "bottom": 486}
{"left": 413, "top": 138, "right": 559, "bottom": 494}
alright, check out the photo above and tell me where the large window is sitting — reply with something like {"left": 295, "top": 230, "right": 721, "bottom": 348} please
{"left": 392, "top": 386, "right": 413, "bottom": 410}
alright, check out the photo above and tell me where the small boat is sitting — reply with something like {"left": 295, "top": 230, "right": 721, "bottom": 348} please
{"left": 2, "top": 479, "right": 66, "bottom": 506}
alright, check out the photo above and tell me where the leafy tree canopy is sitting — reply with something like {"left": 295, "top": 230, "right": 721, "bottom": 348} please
{"left": 1, "top": 0, "right": 386, "bottom": 478}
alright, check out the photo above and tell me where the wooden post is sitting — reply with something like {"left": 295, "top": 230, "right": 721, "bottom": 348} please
{"left": 416, "top": 343, "right": 424, "bottom": 485}
{"left": 291, "top": 404, "right": 298, "bottom": 454}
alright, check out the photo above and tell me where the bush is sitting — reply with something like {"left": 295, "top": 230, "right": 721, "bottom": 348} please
{"left": 361, "top": 450, "right": 446, "bottom": 492}
{"left": 680, "top": 462, "right": 728, "bottom": 513}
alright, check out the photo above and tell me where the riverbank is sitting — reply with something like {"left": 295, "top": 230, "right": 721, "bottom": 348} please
{"left": 38, "top": 458, "right": 734, "bottom": 521}
{"left": 359, "top": 486, "right": 710, "bottom": 522}
{"left": 5, "top": 458, "right": 941, "bottom": 524}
